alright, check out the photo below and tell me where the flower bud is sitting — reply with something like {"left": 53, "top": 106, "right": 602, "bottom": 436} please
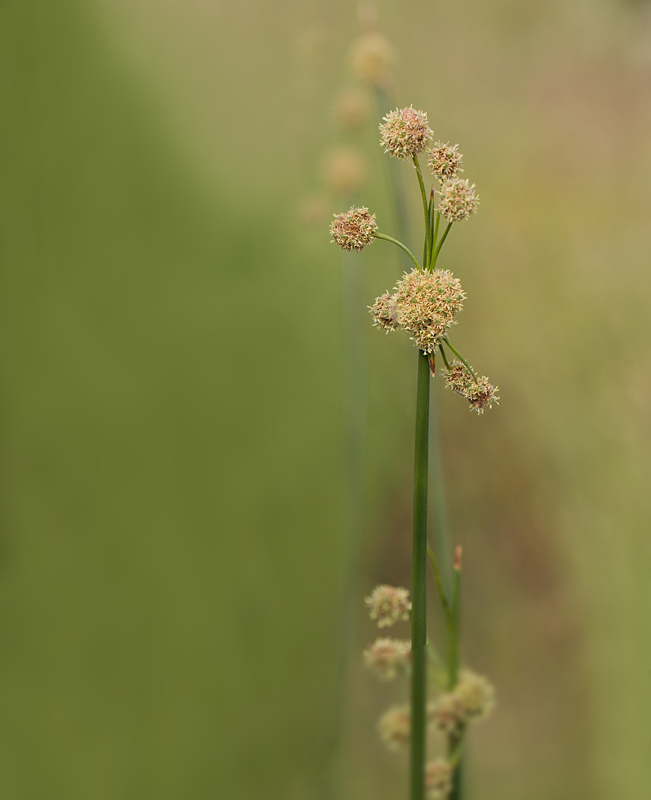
{"left": 427, "top": 142, "right": 463, "bottom": 180}
{"left": 437, "top": 177, "right": 479, "bottom": 222}
{"left": 329, "top": 206, "right": 377, "bottom": 251}
{"left": 380, "top": 107, "right": 433, "bottom": 159}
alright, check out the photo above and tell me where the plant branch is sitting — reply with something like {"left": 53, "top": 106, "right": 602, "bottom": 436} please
{"left": 374, "top": 232, "right": 421, "bottom": 271}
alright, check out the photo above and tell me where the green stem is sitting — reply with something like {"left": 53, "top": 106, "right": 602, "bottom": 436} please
{"left": 438, "top": 343, "right": 452, "bottom": 372}
{"left": 427, "top": 541, "right": 450, "bottom": 616}
{"left": 431, "top": 221, "right": 453, "bottom": 269}
{"left": 432, "top": 211, "right": 441, "bottom": 257}
{"left": 448, "top": 551, "right": 462, "bottom": 800}
{"left": 442, "top": 339, "right": 478, "bottom": 383}
{"left": 412, "top": 156, "right": 429, "bottom": 239}
{"left": 426, "top": 190, "right": 436, "bottom": 270}
{"left": 411, "top": 349, "right": 430, "bottom": 800}
{"left": 374, "top": 232, "right": 421, "bottom": 271}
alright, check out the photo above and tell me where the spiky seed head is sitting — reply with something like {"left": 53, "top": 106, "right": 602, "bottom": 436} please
{"left": 465, "top": 377, "right": 499, "bottom": 414}
{"left": 330, "top": 206, "right": 377, "bottom": 251}
{"left": 455, "top": 670, "right": 496, "bottom": 719}
{"left": 322, "top": 147, "right": 366, "bottom": 196}
{"left": 425, "top": 760, "right": 454, "bottom": 800}
{"left": 437, "top": 177, "right": 479, "bottom": 222}
{"left": 392, "top": 269, "right": 465, "bottom": 353}
{"left": 371, "top": 292, "right": 399, "bottom": 332}
{"left": 363, "top": 637, "right": 411, "bottom": 680}
{"left": 334, "top": 87, "right": 371, "bottom": 130}
{"left": 378, "top": 705, "right": 410, "bottom": 750}
{"left": 365, "top": 584, "right": 411, "bottom": 627}
{"left": 351, "top": 33, "right": 394, "bottom": 87}
{"left": 443, "top": 360, "right": 472, "bottom": 396}
{"left": 427, "top": 142, "right": 463, "bottom": 180}
{"left": 380, "top": 107, "right": 433, "bottom": 159}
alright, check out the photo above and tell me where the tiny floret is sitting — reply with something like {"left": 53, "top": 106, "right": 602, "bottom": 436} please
{"left": 392, "top": 269, "right": 465, "bottom": 353}
{"left": 427, "top": 142, "right": 463, "bottom": 180}
{"left": 365, "top": 584, "right": 411, "bottom": 627}
{"left": 437, "top": 178, "right": 479, "bottom": 222}
{"left": 371, "top": 292, "right": 399, "bottom": 332}
{"left": 330, "top": 207, "right": 377, "bottom": 251}
{"left": 378, "top": 705, "right": 410, "bottom": 750}
{"left": 425, "top": 760, "right": 453, "bottom": 800}
{"left": 380, "top": 107, "right": 433, "bottom": 159}
{"left": 443, "top": 361, "right": 498, "bottom": 414}
{"left": 363, "top": 637, "right": 411, "bottom": 680}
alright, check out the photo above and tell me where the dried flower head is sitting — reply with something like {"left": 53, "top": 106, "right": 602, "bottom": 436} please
{"left": 455, "top": 670, "right": 495, "bottom": 720}
{"left": 334, "top": 88, "right": 371, "bottom": 131}
{"left": 378, "top": 705, "right": 410, "bottom": 750}
{"left": 437, "top": 178, "right": 479, "bottom": 222}
{"left": 380, "top": 107, "right": 433, "bottom": 159}
{"left": 365, "top": 584, "right": 411, "bottom": 627}
{"left": 427, "top": 142, "right": 463, "bottom": 180}
{"left": 443, "top": 361, "right": 498, "bottom": 414}
{"left": 425, "top": 760, "right": 453, "bottom": 800}
{"left": 392, "top": 269, "right": 465, "bottom": 353}
{"left": 371, "top": 292, "right": 399, "bottom": 332}
{"left": 322, "top": 147, "right": 366, "bottom": 196}
{"left": 330, "top": 206, "right": 377, "bottom": 251}
{"left": 351, "top": 33, "right": 394, "bottom": 87}
{"left": 363, "top": 637, "right": 411, "bottom": 680}
{"left": 430, "top": 691, "right": 465, "bottom": 735}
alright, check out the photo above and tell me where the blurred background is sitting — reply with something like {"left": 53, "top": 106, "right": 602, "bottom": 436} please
{"left": 1, "top": 0, "right": 651, "bottom": 797}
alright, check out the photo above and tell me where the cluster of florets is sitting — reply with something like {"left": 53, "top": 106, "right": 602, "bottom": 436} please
{"left": 380, "top": 107, "right": 433, "bottom": 159}
{"left": 350, "top": 33, "right": 394, "bottom": 87}
{"left": 425, "top": 760, "right": 454, "bottom": 800}
{"left": 371, "top": 269, "right": 465, "bottom": 354}
{"left": 443, "top": 360, "right": 499, "bottom": 414}
{"left": 365, "top": 584, "right": 412, "bottom": 627}
{"left": 427, "top": 142, "right": 463, "bottom": 180}
{"left": 430, "top": 670, "right": 495, "bottom": 735}
{"left": 330, "top": 206, "right": 377, "bottom": 251}
{"left": 437, "top": 178, "right": 479, "bottom": 222}
{"left": 378, "top": 705, "right": 411, "bottom": 750}
{"left": 364, "top": 638, "right": 411, "bottom": 680}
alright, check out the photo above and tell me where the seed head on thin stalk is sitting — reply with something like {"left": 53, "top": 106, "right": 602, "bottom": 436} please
{"left": 330, "top": 206, "right": 377, "bottom": 251}
{"left": 425, "top": 760, "right": 454, "bottom": 800}
{"left": 427, "top": 142, "right": 463, "bottom": 181}
{"left": 378, "top": 705, "right": 411, "bottom": 750}
{"left": 370, "top": 292, "right": 399, "bottom": 332}
{"left": 365, "top": 584, "right": 412, "bottom": 627}
{"left": 430, "top": 670, "right": 495, "bottom": 734}
{"left": 437, "top": 177, "right": 479, "bottom": 222}
{"left": 363, "top": 637, "right": 411, "bottom": 680}
{"left": 443, "top": 360, "right": 499, "bottom": 414}
{"left": 380, "top": 107, "right": 433, "bottom": 159}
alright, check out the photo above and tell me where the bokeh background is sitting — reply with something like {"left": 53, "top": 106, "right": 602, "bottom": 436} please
{"left": 2, "top": 0, "right": 651, "bottom": 798}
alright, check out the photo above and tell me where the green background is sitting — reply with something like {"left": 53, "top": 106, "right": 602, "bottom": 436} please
{"left": 1, "top": 0, "right": 651, "bottom": 798}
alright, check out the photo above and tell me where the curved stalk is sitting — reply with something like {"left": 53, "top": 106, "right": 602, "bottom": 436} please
{"left": 374, "top": 232, "right": 421, "bottom": 271}
{"left": 431, "top": 221, "right": 453, "bottom": 269}
{"left": 442, "top": 339, "right": 478, "bottom": 383}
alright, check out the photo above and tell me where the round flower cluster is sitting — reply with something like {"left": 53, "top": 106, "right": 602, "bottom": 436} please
{"left": 371, "top": 269, "right": 465, "bottom": 354}
{"left": 427, "top": 142, "right": 463, "bottom": 180}
{"left": 437, "top": 178, "right": 479, "bottom": 222}
{"left": 363, "top": 637, "right": 411, "bottom": 680}
{"left": 425, "top": 760, "right": 453, "bottom": 800}
{"left": 443, "top": 360, "right": 499, "bottom": 414}
{"left": 322, "top": 147, "right": 366, "bottom": 196}
{"left": 378, "top": 705, "right": 411, "bottom": 750}
{"left": 380, "top": 107, "right": 433, "bottom": 159}
{"left": 365, "top": 584, "right": 412, "bottom": 627}
{"left": 430, "top": 670, "right": 495, "bottom": 735}
{"left": 330, "top": 206, "right": 377, "bottom": 251}
{"left": 351, "top": 33, "right": 394, "bottom": 87}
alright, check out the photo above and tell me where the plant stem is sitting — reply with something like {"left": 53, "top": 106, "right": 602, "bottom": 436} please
{"left": 448, "top": 550, "right": 463, "bottom": 800}
{"left": 374, "top": 232, "right": 421, "bottom": 271}
{"left": 412, "top": 156, "right": 430, "bottom": 239}
{"left": 431, "top": 221, "right": 453, "bottom": 269}
{"left": 411, "top": 348, "right": 430, "bottom": 800}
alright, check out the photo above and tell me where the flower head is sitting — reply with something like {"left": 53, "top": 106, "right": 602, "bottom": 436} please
{"left": 443, "top": 361, "right": 498, "bottom": 413}
{"left": 392, "top": 269, "right": 465, "bottom": 353}
{"left": 371, "top": 292, "right": 399, "bottom": 332}
{"left": 330, "top": 207, "right": 377, "bottom": 251}
{"left": 351, "top": 33, "right": 394, "bottom": 86}
{"left": 380, "top": 107, "right": 433, "bottom": 159}
{"left": 378, "top": 705, "right": 410, "bottom": 750}
{"left": 425, "top": 760, "right": 454, "bottom": 800}
{"left": 322, "top": 147, "right": 366, "bottom": 196}
{"left": 365, "top": 584, "right": 411, "bottom": 627}
{"left": 427, "top": 142, "right": 463, "bottom": 180}
{"left": 437, "top": 178, "right": 479, "bottom": 222}
{"left": 455, "top": 670, "right": 495, "bottom": 720}
{"left": 430, "top": 691, "right": 465, "bottom": 735}
{"left": 363, "top": 637, "right": 411, "bottom": 680}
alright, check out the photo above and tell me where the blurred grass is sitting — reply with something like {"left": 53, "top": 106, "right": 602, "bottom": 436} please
{"left": 2, "top": 0, "right": 651, "bottom": 798}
